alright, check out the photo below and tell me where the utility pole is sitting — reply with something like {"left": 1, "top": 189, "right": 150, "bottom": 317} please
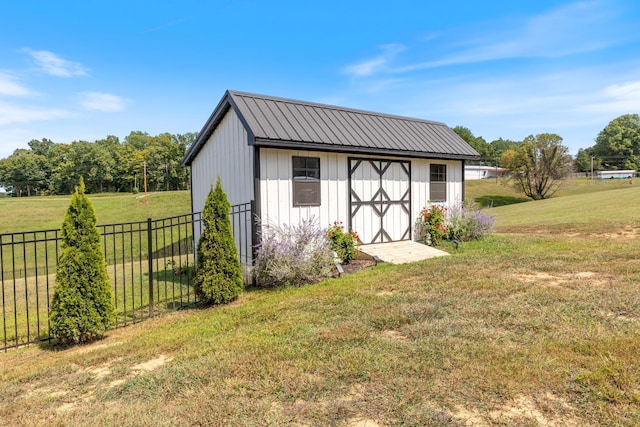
{"left": 590, "top": 156, "right": 594, "bottom": 184}
{"left": 143, "top": 161, "right": 149, "bottom": 204}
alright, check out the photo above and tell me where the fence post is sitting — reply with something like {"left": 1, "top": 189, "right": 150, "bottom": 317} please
{"left": 147, "top": 217, "right": 154, "bottom": 317}
{"left": 250, "top": 200, "right": 257, "bottom": 265}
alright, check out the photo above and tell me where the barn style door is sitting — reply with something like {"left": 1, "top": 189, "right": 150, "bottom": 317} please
{"left": 348, "top": 158, "right": 411, "bottom": 244}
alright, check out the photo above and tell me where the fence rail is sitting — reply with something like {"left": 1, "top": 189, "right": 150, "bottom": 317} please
{"left": 0, "top": 201, "right": 255, "bottom": 351}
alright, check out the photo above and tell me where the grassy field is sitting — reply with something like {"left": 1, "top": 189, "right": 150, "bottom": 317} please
{"left": 0, "top": 191, "right": 192, "bottom": 234}
{"left": 465, "top": 176, "right": 637, "bottom": 207}
{"left": 1, "top": 183, "right": 639, "bottom": 426}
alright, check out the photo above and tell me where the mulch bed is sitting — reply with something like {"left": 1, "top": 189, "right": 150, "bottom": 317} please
{"left": 338, "top": 258, "right": 378, "bottom": 276}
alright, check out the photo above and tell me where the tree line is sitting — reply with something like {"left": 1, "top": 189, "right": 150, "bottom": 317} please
{"left": 451, "top": 126, "right": 520, "bottom": 165}
{"left": 454, "top": 113, "right": 640, "bottom": 173}
{"left": 0, "top": 131, "right": 197, "bottom": 196}
{"left": 575, "top": 114, "right": 640, "bottom": 172}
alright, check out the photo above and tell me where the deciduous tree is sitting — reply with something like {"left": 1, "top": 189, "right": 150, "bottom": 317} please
{"left": 593, "top": 114, "right": 640, "bottom": 171}
{"left": 501, "top": 133, "right": 571, "bottom": 200}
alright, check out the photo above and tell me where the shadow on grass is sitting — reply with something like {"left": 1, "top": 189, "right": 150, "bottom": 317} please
{"left": 150, "top": 266, "right": 195, "bottom": 285}
{"left": 38, "top": 334, "right": 109, "bottom": 352}
{"left": 475, "top": 195, "right": 530, "bottom": 208}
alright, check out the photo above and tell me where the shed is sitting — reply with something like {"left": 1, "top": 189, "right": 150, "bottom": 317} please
{"left": 183, "top": 90, "right": 479, "bottom": 262}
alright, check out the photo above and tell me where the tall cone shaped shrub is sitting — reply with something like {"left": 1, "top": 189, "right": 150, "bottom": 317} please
{"left": 49, "top": 178, "right": 115, "bottom": 344}
{"left": 194, "top": 178, "right": 243, "bottom": 304}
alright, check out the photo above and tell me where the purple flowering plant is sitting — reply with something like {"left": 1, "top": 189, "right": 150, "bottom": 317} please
{"left": 254, "top": 217, "right": 334, "bottom": 287}
{"left": 445, "top": 202, "right": 494, "bottom": 242}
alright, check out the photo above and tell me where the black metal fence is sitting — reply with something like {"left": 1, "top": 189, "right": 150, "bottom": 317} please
{"left": 0, "top": 201, "right": 255, "bottom": 351}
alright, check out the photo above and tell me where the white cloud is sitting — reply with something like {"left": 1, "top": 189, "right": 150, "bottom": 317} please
{"left": 0, "top": 101, "right": 73, "bottom": 126}
{"left": 24, "top": 49, "right": 88, "bottom": 77}
{"left": 392, "top": 1, "right": 625, "bottom": 72}
{"left": 79, "top": 92, "right": 130, "bottom": 112}
{"left": 603, "top": 81, "right": 640, "bottom": 99}
{"left": 0, "top": 72, "right": 35, "bottom": 97}
{"left": 577, "top": 80, "right": 640, "bottom": 113}
{"left": 344, "top": 44, "right": 406, "bottom": 77}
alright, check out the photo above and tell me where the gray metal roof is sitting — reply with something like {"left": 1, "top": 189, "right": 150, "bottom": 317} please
{"left": 183, "top": 90, "right": 479, "bottom": 165}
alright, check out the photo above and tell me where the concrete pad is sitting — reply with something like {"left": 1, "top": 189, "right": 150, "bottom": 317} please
{"left": 359, "top": 240, "right": 449, "bottom": 264}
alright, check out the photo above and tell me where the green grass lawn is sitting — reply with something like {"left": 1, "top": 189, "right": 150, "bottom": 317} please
{"left": 465, "top": 176, "right": 638, "bottom": 207}
{"left": 0, "top": 191, "right": 192, "bottom": 234}
{"left": 0, "top": 184, "right": 639, "bottom": 425}
{"left": 490, "top": 185, "right": 640, "bottom": 234}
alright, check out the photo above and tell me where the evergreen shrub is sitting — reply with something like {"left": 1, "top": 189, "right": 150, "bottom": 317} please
{"left": 194, "top": 178, "right": 243, "bottom": 304}
{"left": 49, "top": 178, "right": 115, "bottom": 344}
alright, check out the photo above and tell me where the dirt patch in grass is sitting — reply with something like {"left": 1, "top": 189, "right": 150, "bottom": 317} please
{"left": 15, "top": 354, "right": 174, "bottom": 417}
{"left": 451, "top": 393, "right": 582, "bottom": 426}
{"left": 109, "top": 354, "right": 172, "bottom": 388}
{"left": 600, "top": 310, "right": 640, "bottom": 324}
{"left": 379, "top": 329, "right": 409, "bottom": 342}
{"left": 598, "top": 228, "right": 639, "bottom": 240}
{"left": 516, "top": 271, "right": 609, "bottom": 290}
{"left": 344, "top": 418, "right": 381, "bottom": 427}
{"left": 69, "top": 340, "right": 124, "bottom": 356}
{"left": 131, "top": 354, "right": 172, "bottom": 372}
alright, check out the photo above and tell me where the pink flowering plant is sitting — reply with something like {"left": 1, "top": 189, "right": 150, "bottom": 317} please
{"left": 327, "top": 221, "right": 361, "bottom": 264}
{"left": 415, "top": 204, "right": 448, "bottom": 246}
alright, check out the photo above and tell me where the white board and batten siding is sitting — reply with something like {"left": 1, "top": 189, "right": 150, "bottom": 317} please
{"left": 190, "top": 109, "right": 254, "bottom": 212}
{"left": 259, "top": 148, "right": 349, "bottom": 231}
{"left": 412, "top": 158, "right": 464, "bottom": 214}
{"left": 259, "top": 148, "right": 463, "bottom": 243}
{"left": 190, "top": 109, "right": 254, "bottom": 264}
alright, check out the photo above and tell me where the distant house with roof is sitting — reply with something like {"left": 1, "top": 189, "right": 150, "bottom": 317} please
{"left": 464, "top": 165, "right": 509, "bottom": 180}
{"left": 182, "top": 90, "right": 479, "bottom": 261}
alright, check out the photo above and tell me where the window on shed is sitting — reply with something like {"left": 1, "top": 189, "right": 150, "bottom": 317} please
{"left": 430, "top": 164, "right": 447, "bottom": 202}
{"left": 293, "top": 156, "right": 320, "bottom": 206}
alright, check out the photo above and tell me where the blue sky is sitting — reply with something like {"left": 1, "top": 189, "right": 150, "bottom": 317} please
{"left": 1, "top": 0, "right": 639, "bottom": 158}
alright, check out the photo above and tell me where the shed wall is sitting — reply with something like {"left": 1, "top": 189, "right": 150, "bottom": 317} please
{"left": 258, "top": 148, "right": 463, "bottom": 240}
{"left": 190, "top": 108, "right": 254, "bottom": 212}
{"left": 190, "top": 109, "right": 254, "bottom": 266}
{"left": 259, "top": 148, "right": 350, "bottom": 229}
{"left": 412, "top": 157, "right": 463, "bottom": 214}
